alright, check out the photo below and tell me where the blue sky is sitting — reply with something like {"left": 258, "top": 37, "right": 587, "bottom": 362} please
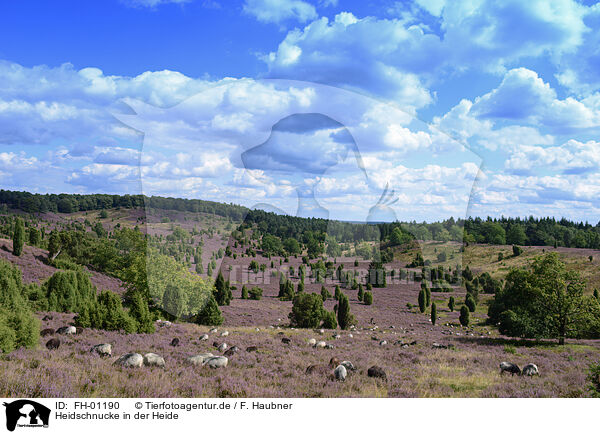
{"left": 1, "top": 0, "right": 600, "bottom": 222}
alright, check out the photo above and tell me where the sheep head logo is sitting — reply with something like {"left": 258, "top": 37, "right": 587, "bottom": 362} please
{"left": 112, "top": 79, "right": 481, "bottom": 315}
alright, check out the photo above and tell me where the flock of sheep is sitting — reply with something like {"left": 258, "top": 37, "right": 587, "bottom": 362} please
{"left": 40, "top": 318, "right": 541, "bottom": 384}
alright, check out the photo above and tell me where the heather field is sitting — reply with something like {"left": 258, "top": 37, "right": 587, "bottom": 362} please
{"left": 1, "top": 207, "right": 600, "bottom": 398}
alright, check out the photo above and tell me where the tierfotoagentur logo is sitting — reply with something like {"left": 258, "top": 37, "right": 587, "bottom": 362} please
{"left": 2, "top": 400, "right": 50, "bottom": 432}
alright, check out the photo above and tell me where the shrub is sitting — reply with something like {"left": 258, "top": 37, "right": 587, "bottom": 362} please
{"left": 465, "top": 293, "right": 476, "bottom": 312}
{"left": 289, "top": 293, "right": 324, "bottom": 328}
{"left": 336, "top": 293, "right": 355, "bottom": 330}
{"left": 459, "top": 306, "right": 470, "bottom": 326}
{"left": 12, "top": 218, "right": 25, "bottom": 256}
{"left": 448, "top": 296, "right": 455, "bottom": 312}
{"left": 320, "top": 286, "right": 330, "bottom": 302}
{"left": 249, "top": 286, "right": 262, "bottom": 300}
{"left": 512, "top": 245, "right": 523, "bottom": 256}
{"left": 214, "top": 272, "right": 232, "bottom": 306}
{"left": 194, "top": 294, "right": 224, "bottom": 326}
{"left": 425, "top": 285, "right": 431, "bottom": 306}
{"left": 241, "top": 285, "right": 249, "bottom": 299}
{"left": 431, "top": 302, "right": 437, "bottom": 325}
{"left": 418, "top": 289, "right": 426, "bottom": 313}
{"left": 594, "top": 289, "right": 599, "bottom": 301}
{"left": 363, "top": 291, "right": 373, "bottom": 305}
{"left": 357, "top": 284, "right": 364, "bottom": 302}
{"left": 44, "top": 269, "right": 96, "bottom": 313}
{"left": 128, "top": 291, "right": 155, "bottom": 333}
{"left": 322, "top": 310, "right": 338, "bottom": 329}
{"left": 28, "top": 227, "right": 40, "bottom": 246}
{"left": 334, "top": 285, "right": 341, "bottom": 300}
{"left": 437, "top": 251, "right": 447, "bottom": 262}
{"left": 498, "top": 252, "right": 504, "bottom": 261}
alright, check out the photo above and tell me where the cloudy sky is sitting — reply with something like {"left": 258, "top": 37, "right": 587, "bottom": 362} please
{"left": 1, "top": 0, "right": 599, "bottom": 222}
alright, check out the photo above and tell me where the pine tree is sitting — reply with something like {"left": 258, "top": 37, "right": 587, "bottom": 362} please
{"left": 418, "top": 289, "right": 426, "bottom": 313}
{"left": 12, "top": 218, "right": 25, "bottom": 257}
{"left": 241, "top": 285, "right": 248, "bottom": 299}
{"left": 357, "top": 284, "right": 364, "bottom": 302}
{"left": 431, "top": 302, "right": 437, "bottom": 325}
{"left": 448, "top": 296, "right": 455, "bottom": 312}
{"left": 214, "top": 271, "right": 231, "bottom": 306}
{"left": 465, "top": 293, "right": 476, "bottom": 312}
{"left": 363, "top": 291, "right": 373, "bottom": 305}
{"left": 337, "top": 293, "right": 355, "bottom": 330}
{"left": 194, "top": 294, "right": 223, "bottom": 326}
{"left": 129, "top": 291, "right": 155, "bottom": 333}
{"left": 459, "top": 305, "right": 470, "bottom": 327}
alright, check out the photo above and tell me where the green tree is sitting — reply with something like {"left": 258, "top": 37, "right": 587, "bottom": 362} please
{"left": 12, "top": 218, "right": 25, "bottom": 256}
{"left": 162, "top": 283, "right": 186, "bottom": 319}
{"left": 320, "top": 286, "right": 330, "bottom": 302}
{"left": 249, "top": 286, "right": 262, "bottom": 300}
{"left": 28, "top": 227, "right": 41, "bottom": 246}
{"left": 459, "top": 306, "right": 470, "bottom": 327}
{"left": 322, "top": 310, "right": 337, "bottom": 329}
{"left": 241, "top": 285, "right": 249, "bottom": 299}
{"left": 448, "top": 296, "right": 455, "bottom": 312}
{"left": 489, "top": 253, "right": 599, "bottom": 344}
{"left": 363, "top": 291, "right": 373, "bottom": 305}
{"left": 194, "top": 294, "right": 224, "bottom": 326}
{"left": 128, "top": 291, "right": 155, "bottom": 333}
{"left": 465, "top": 293, "right": 476, "bottom": 312}
{"left": 48, "top": 231, "right": 61, "bottom": 260}
{"left": 336, "top": 293, "right": 355, "bottom": 330}
{"left": 506, "top": 224, "right": 527, "bottom": 245}
{"left": 214, "top": 271, "right": 232, "bottom": 306}
{"left": 512, "top": 245, "right": 523, "bottom": 256}
{"left": 357, "top": 284, "right": 364, "bottom": 302}
{"left": 289, "top": 293, "right": 324, "bottom": 328}
{"left": 418, "top": 289, "right": 426, "bottom": 313}
{"left": 431, "top": 302, "right": 437, "bottom": 325}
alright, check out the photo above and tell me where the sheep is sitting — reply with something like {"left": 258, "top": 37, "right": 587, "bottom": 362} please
{"left": 307, "top": 338, "right": 316, "bottom": 346}
{"left": 203, "top": 356, "right": 228, "bottom": 369}
{"left": 341, "top": 360, "right": 356, "bottom": 371}
{"left": 224, "top": 346, "right": 239, "bottom": 357}
{"left": 367, "top": 365, "right": 387, "bottom": 380}
{"left": 379, "top": 340, "right": 387, "bottom": 346}
{"left": 170, "top": 338, "right": 180, "bottom": 347}
{"left": 209, "top": 328, "right": 218, "bottom": 333}
{"left": 187, "top": 353, "right": 214, "bottom": 366}
{"left": 45, "top": 338, "right": 60, "bottom": 350}
{"left": 246, "top": 346, "right": 258, "bottom": 352}
{"left": 114, "top": 353, "right": 143, "bottom": 368}
{"left": 217, "top": 342, "right": 228, "bottom": 352}
{"left": 199, "top": 334, "right": 209, "bottom": 341}
{"left": 56, "top": 326, "right": 76, "bottom": 335}
{"left": 90, "top": 343, "right": 112, "bottom": 357}
{"left": 220, "top": 331, "right": 229, "bottom": 337}
{"left": 40, "top": 328, "right": 54, "bottom": 337}
{"left": 499, "top": 362, "right": 521, "bottom": 376}
{"left": 329, "top": 357, "right": 340, "bottom": 368}
{"left": 522, "top": 363, "right": 539, "bottom": 376}
{"left": 281, "top": 337, "right": 291, "bottom": 344}
{"left": 314, "top": 341, "right": 327, "bottom": 348}
{"left": 333, "top": 365, "right": 347, "bottom": 382}
{"left": 143, "top": 353, "right": 165, "bottom": 368}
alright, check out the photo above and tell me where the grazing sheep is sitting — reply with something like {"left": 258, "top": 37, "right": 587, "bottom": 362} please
{"left": 315, "top": 341, "right": 327, "bottom": 348}
{"left": 209, "top": 328, "right": 218, "bottom": 333}
{"left": 40, "top": 328, "right": 54, "bottom": 337}
{"left": 224, "top": 346, "right": 239, "bottom": 357}
{"left": 45, "top": 338, "right": 60, "bottom": 350}
{"left": 325, "top": 343, "right": 334, "bottom": 349}
{"left": 143, "top": 353, "right": 165, "bottom": 368}
{"left": 367, "top": 365, "right": 387, "bottom": 380}
{"left": 333, "top": 334, "right": 341, "bottom": 339}
{"left": 199, "top": 334, "right": 209, "bottom": 341}
{"left": 217, "top": 343, "right": 228, "bottom": 352}
{"left": 246, "top": 346, "right": 258, "bottom": 352}
{"left": 170, "top": 338, "right": 180, "bottom": 347}
{"left": 187, "top": 353, "right": 214, "bottom": 366}
{"left": 307, "top": 338, "right": 316, "bottom": 346}
{"left": 379, "top": 340, "right": 387, "bottom": 346}
{"left": 341, "top": 360, "right": 356, "bottom": 371}
{"left": 333, "top": 365, "right": 347, "bottom": 382}
{"left": 114, "top": 353, "right": 143, "bottom": 368}
{"left": 90, "top": 343, "right": 112, "bottom": 357}
{"left": 56, "top": 326, "right": 76, "bottom": 335}
{"left": 499, "top": 362, "right": 521, "bottom": 376}
{"left": 220, "top": 331, "right": 229, "bottom": 337}
{"left": 203, "top": 356, "right": 228, "bottom": 369}
{"left": 522, "top": 363, "right": 539, "bottom": 376}
{"left": 212, "top": 341, "right": 220, "bottom": 348}
{"left": 329, "top": 357, "right": 340, "bottom": 368}
{"left": 319, "top": 329, "right": 325, "bottom": 335}
{"left": 281, "top": 337, "right": 291, "bottom": 344}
